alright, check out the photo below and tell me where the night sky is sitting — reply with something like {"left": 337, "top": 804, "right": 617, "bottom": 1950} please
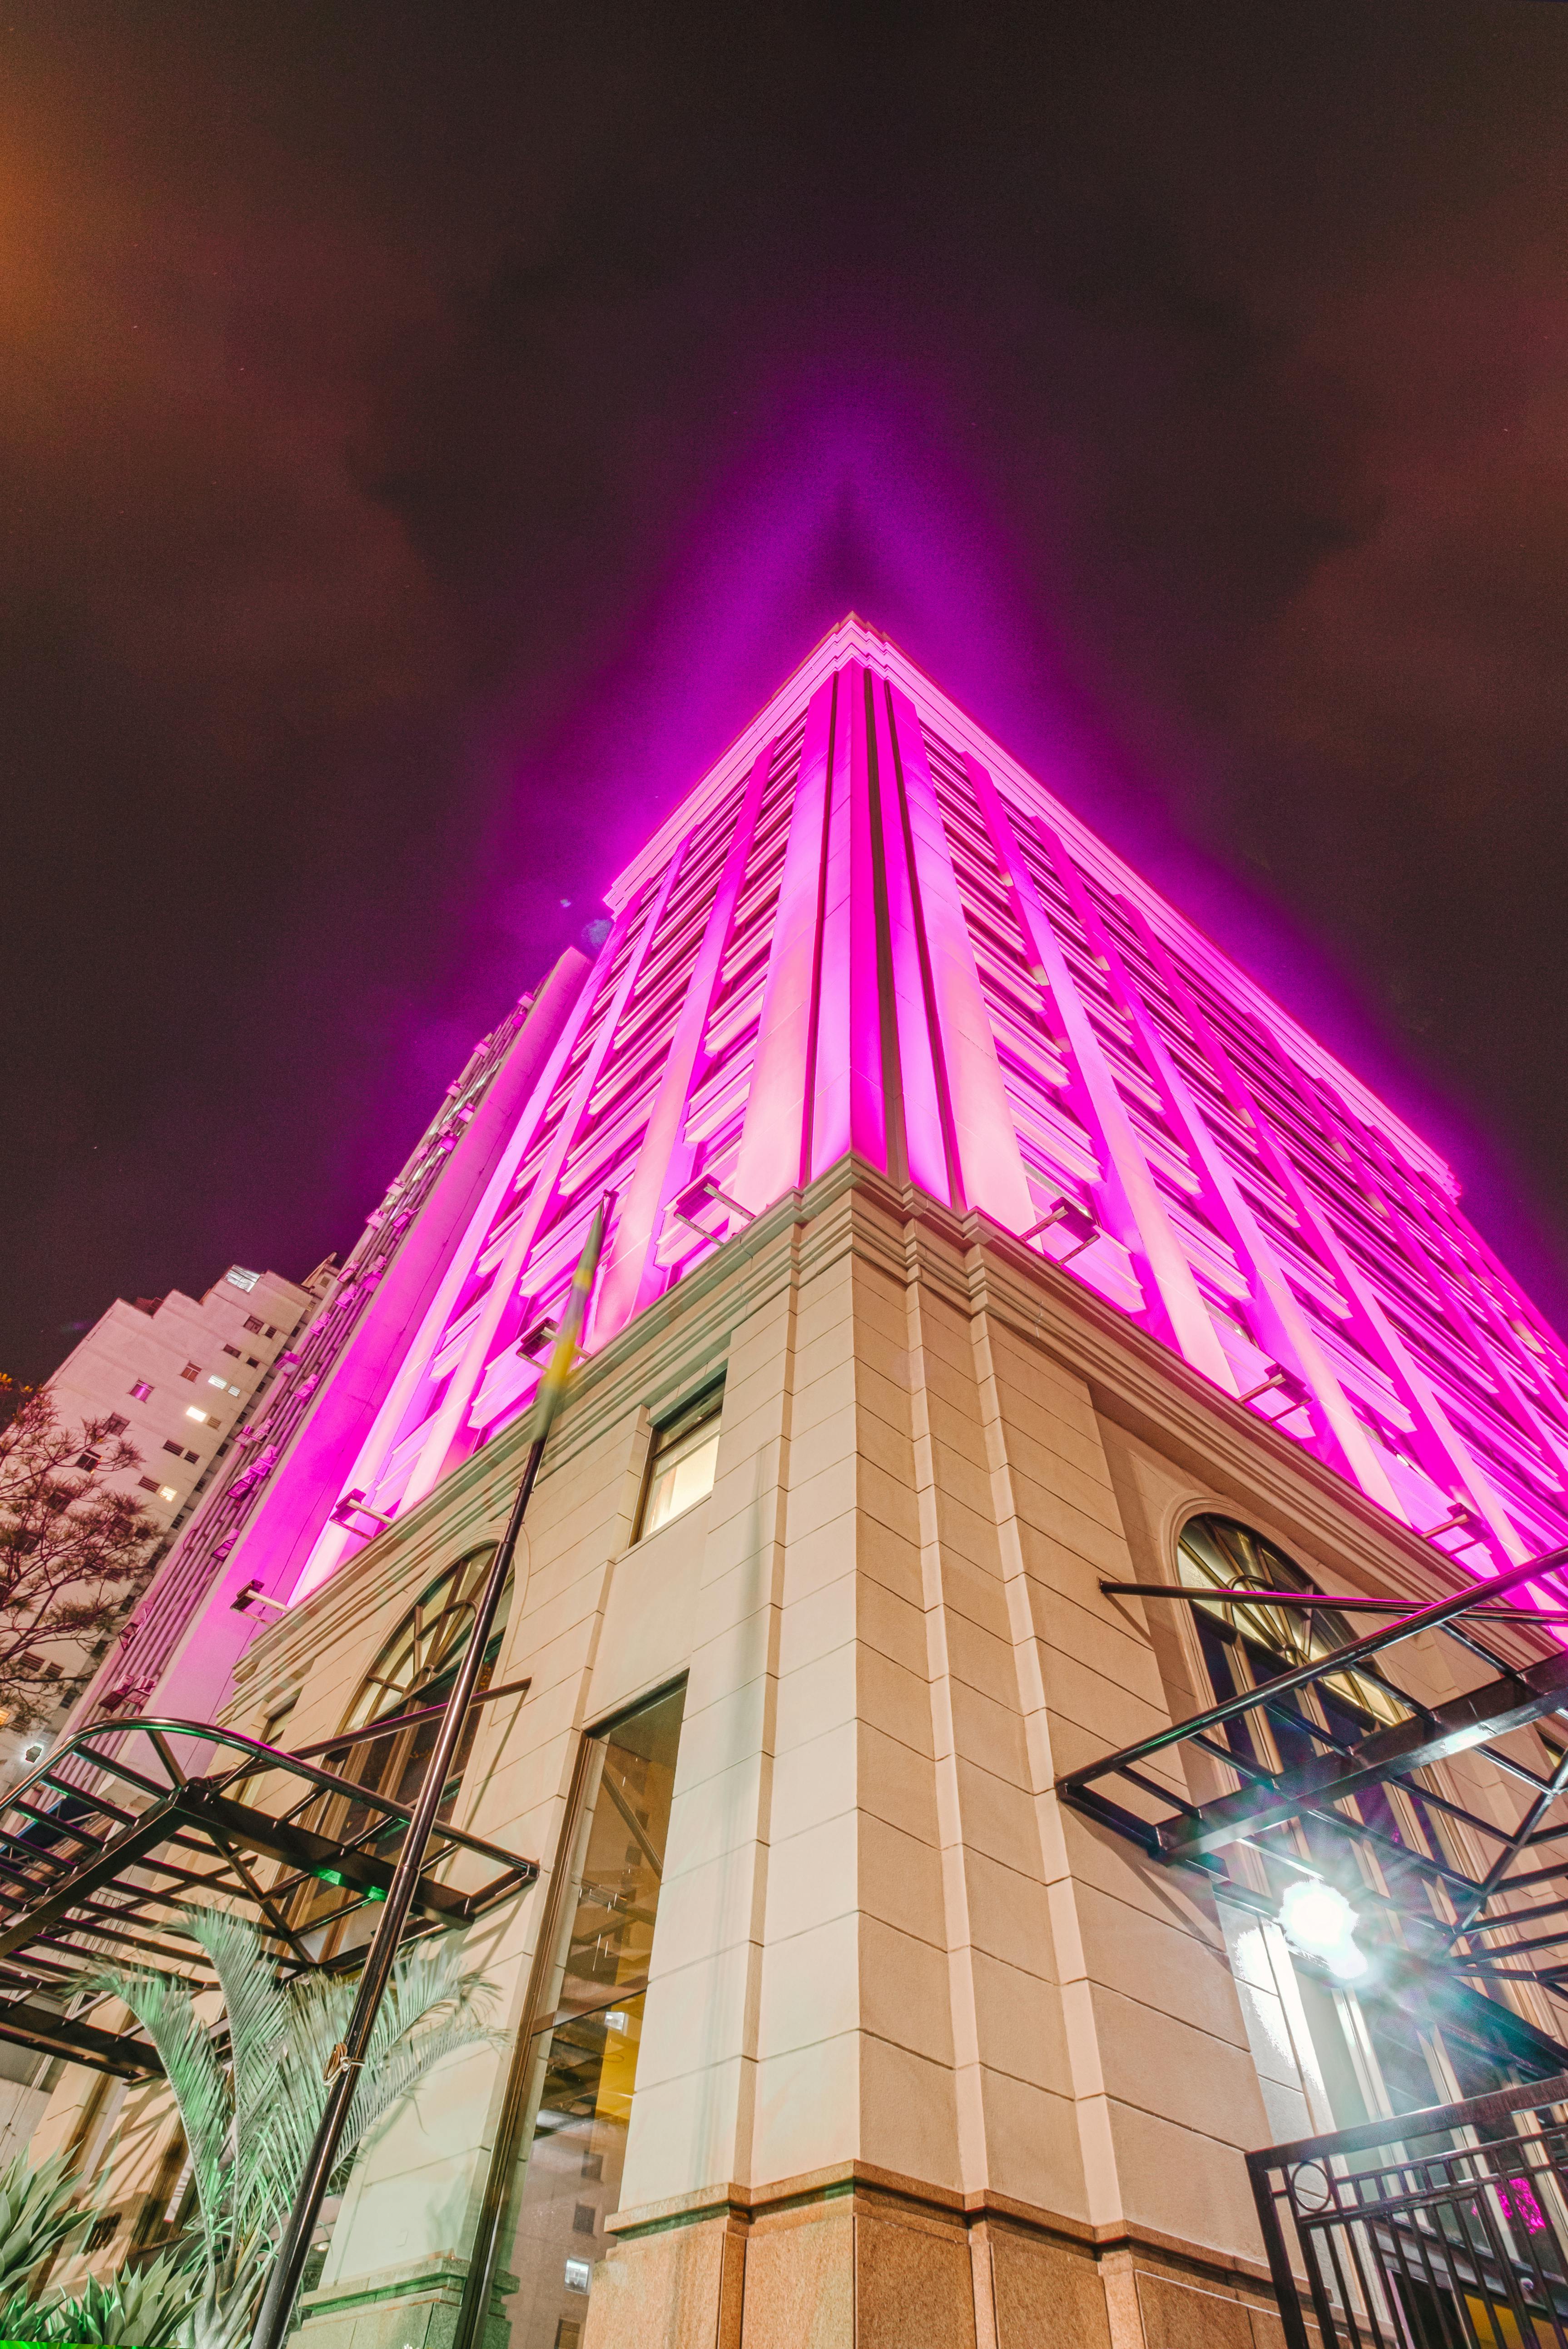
{"left": 6, "top": 1, "right": 1568, "bottom": 1385}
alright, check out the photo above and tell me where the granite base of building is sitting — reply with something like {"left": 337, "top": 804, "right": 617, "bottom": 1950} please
{"left": 292, "top": 2256, "right": 517, "bottom": 2349}
{"left": 586, "top": 2166, "right": 1283, "bottom": 2349}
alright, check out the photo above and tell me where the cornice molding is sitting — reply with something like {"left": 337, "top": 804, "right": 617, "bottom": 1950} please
{"left": 232, "top": 1161, "right": 1548, "bottom": 1709}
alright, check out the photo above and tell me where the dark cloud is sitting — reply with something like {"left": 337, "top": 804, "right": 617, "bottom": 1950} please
{"left": 5, "top": 0, "right": 1568, "bottom": 1378}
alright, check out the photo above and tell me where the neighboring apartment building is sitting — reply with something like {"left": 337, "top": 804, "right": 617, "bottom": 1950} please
{"left": 46, "top": 1264, "right": 323, "bottom": 1541}
{"left": 12, "top": 1263, "right": 323, "bottom": 1771}
{"left": 15, "top": 618, "right": 1568, "bottom": 2349}
{"left": 0, "top": 1264, "right": 323, "bottom": 2156}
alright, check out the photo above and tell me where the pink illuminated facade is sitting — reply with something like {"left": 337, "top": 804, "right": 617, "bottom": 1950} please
{"left": 101, "top": 615, "right": 1568, "bottom": 1722}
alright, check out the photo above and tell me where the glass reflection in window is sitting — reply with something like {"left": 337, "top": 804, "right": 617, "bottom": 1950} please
{"left": 637, "top": 1385, "right": 723, "bottom": 1540}
{"left": 497, "top": 1680, "right": 685, "bottom": 2349}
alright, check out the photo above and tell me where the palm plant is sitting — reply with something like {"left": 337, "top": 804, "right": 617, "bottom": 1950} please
{"left": 10, "top": 2248, "right": 196, "bottom": 2344}
{"left": 0, "top": 2144, "right": 90, "bottom": 2317}
{"left": 94, "top": 1909, "right": 491, "bottom": 2349}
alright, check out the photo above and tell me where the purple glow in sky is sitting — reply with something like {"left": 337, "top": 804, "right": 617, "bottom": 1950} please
{"left": 9, "top": 0, "right": 1568, "bottom": 1406}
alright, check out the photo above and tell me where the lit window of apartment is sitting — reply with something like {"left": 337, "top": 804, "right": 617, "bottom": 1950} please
{"left": 637, "top": 1383, "right": 724, "bottom": 1540}
{"left": 129, "top": 1381, "right": 152, "bottom": 1402}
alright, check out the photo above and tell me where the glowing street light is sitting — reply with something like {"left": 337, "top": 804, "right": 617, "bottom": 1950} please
{"left": 1279, "top": 1877, "right": 1368, "bottom": 1979}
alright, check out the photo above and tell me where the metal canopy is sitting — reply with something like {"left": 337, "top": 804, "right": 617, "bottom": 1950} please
{"left": 1058, "top": 1545, "right": 1568, "bottom": 2031}
{"left": 0, "top": 1713, "right": 539, "bottom": 2079}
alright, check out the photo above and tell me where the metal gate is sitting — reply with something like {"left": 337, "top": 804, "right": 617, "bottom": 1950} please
{"left": 1250, "top": 2078, "right": 1568, "bottom": 2349}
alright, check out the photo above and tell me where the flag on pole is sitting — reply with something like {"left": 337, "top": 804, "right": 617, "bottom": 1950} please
{"left": 531, "top": 1192, "right": 613, "bottom": 1442}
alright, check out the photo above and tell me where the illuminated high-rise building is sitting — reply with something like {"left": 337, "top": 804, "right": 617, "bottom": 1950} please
{"left": 31, "top": 620, "right": 1568, "bottom": 2349}
{"left": 117, "top": 616, "right": 1568, "bottom": 1702}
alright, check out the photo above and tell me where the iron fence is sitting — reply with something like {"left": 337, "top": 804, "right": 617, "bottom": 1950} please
{"left": 1250, "top": 2076, "right": 1568, "bottom": 2349}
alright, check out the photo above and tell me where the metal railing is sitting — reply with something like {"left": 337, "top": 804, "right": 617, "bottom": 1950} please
{"left": 1250, "top": 2075, "right": 1568, "bottom": 2349}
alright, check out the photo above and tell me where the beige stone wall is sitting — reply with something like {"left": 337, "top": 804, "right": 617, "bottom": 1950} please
{"left": 34, "top": 1159, "right": 1564, "bottom": 2345}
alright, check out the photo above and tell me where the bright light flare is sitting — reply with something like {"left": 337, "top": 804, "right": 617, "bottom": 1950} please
{"left": 1280, "top": 1878, "right": 1368, "bottom": 1979}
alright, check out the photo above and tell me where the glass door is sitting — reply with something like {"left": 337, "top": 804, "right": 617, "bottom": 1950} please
{"left": 491, "top": 1681, "right": 685, "bottom": 2349}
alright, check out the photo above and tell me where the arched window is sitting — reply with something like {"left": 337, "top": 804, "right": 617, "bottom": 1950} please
{"left": 343, "top": 1546, "right": 509, "bottom": 1733}
{"left": 293, "top": 1549, "right": 511, "bottom": 1957}
{"left": 1177, "top": 1512, "right": 1435, "bottom": 1895}
{"left": 1177, "top": 1513, "right": 1406, "bottom": 1748}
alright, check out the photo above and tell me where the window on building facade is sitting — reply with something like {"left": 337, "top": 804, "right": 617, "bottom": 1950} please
{"left": 289, "top": 1549, "right": 512, "bottom": 1961}
{"left": 138, "top": 1477, "right": 159, "bottom": 1495}
{"left": 259, "top": 1692, "right": 299, "bottom": 1749}
{"left": 487, "top": 1680, "right": 686, "bottom": 2349}
{"left": 244, "top": 1316, "right": 264, "bottom": 1335}
{"left": 162, "top": 1440, "right": 184, "bottom": 1457}
{"left": 1177, "top": 1515, "right": 1405, "bottom": 1758}
{"left": 1178, "top": 1514, "right": 1554, "bottom": 2123}
{"left": 129, "top": 1381, "right": 152, "bottom": 1400}
{"left": 636, "top": 1383, "right": 724, "bottom": 1540}
{"left": 180, "top": 1363, "right": 200, "bottom": 1382}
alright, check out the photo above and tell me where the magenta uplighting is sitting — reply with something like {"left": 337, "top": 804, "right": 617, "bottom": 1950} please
{"left": 284, "top": 618, "right": 1568, "bottom": 1600}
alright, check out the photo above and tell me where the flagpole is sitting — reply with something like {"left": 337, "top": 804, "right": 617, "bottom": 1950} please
{"left": 248, "top": 1196, "right": 612, "bottom": 2349}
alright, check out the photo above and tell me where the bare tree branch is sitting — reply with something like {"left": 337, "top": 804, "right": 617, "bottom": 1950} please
{"left": 0, "top": 1386, "right": 160, "bottom": 1731}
